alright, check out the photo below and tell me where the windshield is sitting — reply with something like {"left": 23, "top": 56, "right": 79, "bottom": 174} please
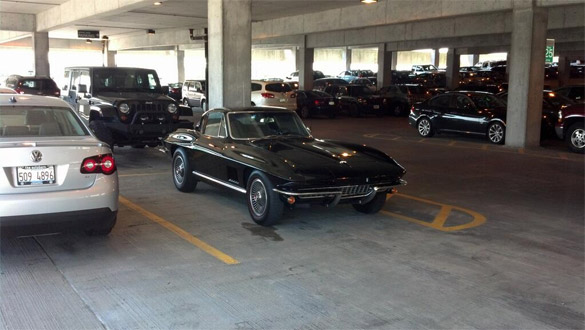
{"left": 92, "top": 68, "right": 162, "bottom": 93}
{"left": 228, "top": 111, "right": 310, "bottom": 139}
{"left": 469, "top": 94, "right": 505, "bottom": 108}
{"left": 421, "top": 65, "right": 437, "bottom": 71}
{"left": 545, "top": 92, "right": 575, "bottom": 107}
{"left": 0, "top": 107, "right": 89, "bottom": 137}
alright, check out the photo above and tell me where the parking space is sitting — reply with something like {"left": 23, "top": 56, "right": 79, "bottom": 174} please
{"left": 2, "top": 115, "right": 583, "bottom": 329}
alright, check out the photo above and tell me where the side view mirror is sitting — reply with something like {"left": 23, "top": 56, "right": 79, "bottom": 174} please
{"left": 62, "top": 85, "right": 68, "bottom": 91}
{"left": 77, "top": 84, "right": 87, "bottom": 94}
{"left": 195, "top": 122, "right": 201, "bottom": 132}
{"left": 84, "top": 93, "right": 92, "bottom": 99}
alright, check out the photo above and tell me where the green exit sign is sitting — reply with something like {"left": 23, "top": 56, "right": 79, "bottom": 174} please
{"left": 545, "top": 45, "right": 554, "bottom": 63}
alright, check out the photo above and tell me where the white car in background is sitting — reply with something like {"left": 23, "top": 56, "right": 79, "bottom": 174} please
{"left": 251, "top": 80, "right": 296, "bottom": 110}
{"left": 0, "top": 87, "right": 16, "bottom": 94}
{"left": 0, "top": 95, "right": 118, "bottom": 237}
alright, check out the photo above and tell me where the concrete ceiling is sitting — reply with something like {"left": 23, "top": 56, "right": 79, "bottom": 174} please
{"left": 1, "top": 0, "right": 362, "bottom": 40}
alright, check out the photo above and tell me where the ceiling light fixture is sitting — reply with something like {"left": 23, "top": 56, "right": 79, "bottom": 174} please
{"left": 154, "top": 1, "right": 162, "bottom": 5}
{"left": 360, "top": 0, "right": 378, "bottom": 3}
{"left": 147, "top": 29, "right": 155, "bottom": 35}
{"left": 85, "top": 39, "right": 92, "bottom": 44}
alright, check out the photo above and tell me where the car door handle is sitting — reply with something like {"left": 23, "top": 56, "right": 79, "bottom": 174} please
{"left": 88, "top": 100, "right": 94, "bottom": 105}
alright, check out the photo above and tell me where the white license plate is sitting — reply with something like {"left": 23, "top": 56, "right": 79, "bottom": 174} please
{"left": 329, "top": 101, "right": 335, "bottom": 105}
{"left": 279, "top": 98, "right": 287, "bottom": 103}
{"left": 373, "top": 105, "right": 380, "bottom": 109}
{"left": 17, "top": 165, "right": 56, "bottom": 186}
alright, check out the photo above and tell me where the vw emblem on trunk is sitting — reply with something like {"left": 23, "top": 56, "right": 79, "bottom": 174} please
{"left": 31, "top": 150, "right": 42, "bottom": 163}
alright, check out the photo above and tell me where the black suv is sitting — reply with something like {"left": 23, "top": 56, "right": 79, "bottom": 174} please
{"left": 61, "top": 67, "right": 193, "bottom": 148}
{"left": 4, "top": 75, "right": 60, "bottom": 97}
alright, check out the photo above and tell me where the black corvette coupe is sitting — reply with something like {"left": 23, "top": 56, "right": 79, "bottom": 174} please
{"left": 163, "top": 107, "right": 406, "bottom": 226}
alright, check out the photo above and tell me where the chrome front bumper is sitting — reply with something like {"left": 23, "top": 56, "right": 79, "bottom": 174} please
{"left": 273, "top": 179, "right": 407, "bottom": 207}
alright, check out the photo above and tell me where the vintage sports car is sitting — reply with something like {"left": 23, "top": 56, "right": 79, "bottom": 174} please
{"left": 163, "top": 107, "right": 406, "bottom": 226}
{"left": 0, "top": 95, "right": 118, "bottom": 237}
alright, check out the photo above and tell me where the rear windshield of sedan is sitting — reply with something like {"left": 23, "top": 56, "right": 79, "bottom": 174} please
{"left": 228, "top": 112, "right": 310, "bottom": 139}
{"left": 0, "top": 107, "right": 89, "bottom": 137}
{"left": 265, "top": 83, "right": 292, "bottom": 93}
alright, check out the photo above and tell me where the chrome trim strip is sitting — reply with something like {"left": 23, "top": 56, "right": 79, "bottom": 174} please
{"left": 192, "top": 171, "right": 246, "bottom": 194}
{"left": 273, "top": 179, "right": 406, "bottom": 198}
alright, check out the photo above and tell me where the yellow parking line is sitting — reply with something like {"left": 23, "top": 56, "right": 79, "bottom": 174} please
{"left": 448, "top": 141, "right": 457, "bottom": 146}
{"left": 518, "top": 148, "right": 525, "bottom": 154}
{"left": 119, "top": 172, "right": 167, "bottom": 178}
{"left": 481, "top": 144, "right": 488, "bottom": 150}
{"left": 119, "top": 196, "right": 239, "bottom": 265}
{"left": 385, "top": 193, "right": 486, "bottom": 232}
{"left": 418, "top": 138, "right": 426, "bottom": 143}
{"left": 558, "top": 152, "right": 568, "bottom": 160}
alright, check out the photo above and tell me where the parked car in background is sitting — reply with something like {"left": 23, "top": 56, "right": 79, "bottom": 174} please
{"left": 295, "top": 90, "right": 337, "bottom": 118}
{"left": 4, "top": 75, "right": 60, "bottom": 97}
{"left": 0, "top": 94, "right": 118, "bottom": 237}
{"left": 409, "top": 91, "right": 508, "bottom": 144}
{"left": 285, "top": 81, "right": 299, "bottom": 90}
{"left": 377, "top": 85, "right": 411, "bottom": 116}
{"left": 0, "top": 87, "right": 16, "bottom": 94}
{"left": 555, "top": 103, "right": 584, "bottom": 153}
{"left": 497, "top": 90, "right": 575, "bottom": 136}
{"left": 397, "top": 84, "right": 430, "bottom": 105}
{"left": 251, "top": 80, "right": 296, "bottom": 110}
{"left": 554, "top": 85, "right": 584, "bottom": 103}
{"left": 163, "top": 107, "right": 407, "bottom": 226}
{"left": 286, "top": 70, "right": 325, "bottom": 82}
{"left": 60, "top": 67, "right": 193, "bottom": 149}
{"left": 351, "top": 78, "right": 376, "bottom": 91}
{"left": 411, "top": 65, "right": 438, "bottom": 76}
{"left": 325, "top": 84, "right": 383, "bottom": 117}
{"left": 313, "top": 78, "right": 349, "bottom": 91}
{"left": 182, "top": 80, "right": 206, "bottom": 110}
{"left": 166, "top": 82, "right": 182, "bottom": 101}
{"left": 338, "top": 70, "right": 360, "bottom": 83}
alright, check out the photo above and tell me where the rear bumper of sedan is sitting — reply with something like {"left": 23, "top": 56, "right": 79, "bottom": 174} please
{"left": 0, "top": 175, "right": 118, "bottom": 235}
{"left": 1, "top": 209, "right": 117, "bottom": 237}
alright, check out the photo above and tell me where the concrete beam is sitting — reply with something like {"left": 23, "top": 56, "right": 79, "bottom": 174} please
{"left": 0, "top": 32, "right": 31, "bottom": 45}
{"left": 109, "top": 29, "right": 203, "bottom": 51}
{"left": 36, "top": 0, "right": 154, "bottom": 32}
{"left": 0, "top": 13, "right": 35, "bottom": 32}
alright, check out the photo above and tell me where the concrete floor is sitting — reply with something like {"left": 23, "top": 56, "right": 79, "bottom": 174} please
{"left": 1, "top": 114, "right": 583, "bottom": 329}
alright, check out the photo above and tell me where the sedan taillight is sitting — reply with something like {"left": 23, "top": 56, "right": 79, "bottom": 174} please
{"left": 261, "top": 93, "right": 275, "bottom": 98}
{"left": 81, "top": 154, "right": 116, "bottom": 175}
{"left": 410, "top": 106, "right": 415, "bottom": 114}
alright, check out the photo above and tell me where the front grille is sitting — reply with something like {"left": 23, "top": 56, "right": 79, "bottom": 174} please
{"left": 128, "top": 102, "right": 169, "bottom": 124}
{"left": 130, "top": 103, "right": 166, "bottom": 112}
{"left": 341, "top": 185, "right": 372, "bottom": 197}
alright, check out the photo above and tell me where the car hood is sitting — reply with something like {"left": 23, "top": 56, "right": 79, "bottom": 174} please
{"left": 246, "top": 137, "right": 405, "bottom": 183}
{"left": 92, "top": 92, "right": 174, "bottom": 105}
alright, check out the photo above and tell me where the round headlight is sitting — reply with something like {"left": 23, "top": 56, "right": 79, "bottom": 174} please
{"left": 119, "top": 103, "right": 130, "bottom": 114}
{"left": 167, "top": 103, "right": 178, "bottom": 114}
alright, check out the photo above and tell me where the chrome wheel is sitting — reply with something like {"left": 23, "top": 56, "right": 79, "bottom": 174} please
{"left": 249, "top": 178, "right": 267, "bottom": 217}
{"left": 488, "top": 123, "right": 505, "bottom": 144}
{"left": 570, "top": 127, "right": 585, "bottom": 150}
{"left": 173, "top": 156, "right": 185, "bottom": 185}
{"left": 418, "top": 118, "right": 431, "bottom": 137}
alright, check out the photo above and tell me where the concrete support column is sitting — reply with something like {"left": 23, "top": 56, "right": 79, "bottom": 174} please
{"left": 557, "top": 55, "right": 570, "bottom": 87}
{"left": 104, "top": 51, "right": 116, "bottom": 67}
{"left": 33, "top": 32, "right": 50, "bottom": 76}
{"left": 472, "top": 54, "right": 480, "bottom": 66}
{"left": 431, "top": 49, "right": 440, "bottom": 67}
{"left": 208, "top": 0, "right": 251, "bottom": 108}
{"left": 102, "top": 39, "right": 116, "bottom": 67}
{"left": 377, "top": 43, "right": 392, "bottom": 88}
{"left": 445, "top": 49, "right": 460, "bottom": 90}
{"left": 176, "top": 46, "right": 185, "bottom": 83}
{"left": 343, "top": 47, "right": 351, "bottom": 70}
{"left": 391, "top": 51, "right": 398, "bottom": 70}
{"left": 298, "top": 41, "right": 314, "bottom": 91}
{"left": 506, "top": 6, "right": 548, "bottom": 148}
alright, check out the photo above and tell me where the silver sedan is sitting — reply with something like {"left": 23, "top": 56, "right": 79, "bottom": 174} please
{"left": 0, "top": 95, "right": 118, "bottom": 236}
